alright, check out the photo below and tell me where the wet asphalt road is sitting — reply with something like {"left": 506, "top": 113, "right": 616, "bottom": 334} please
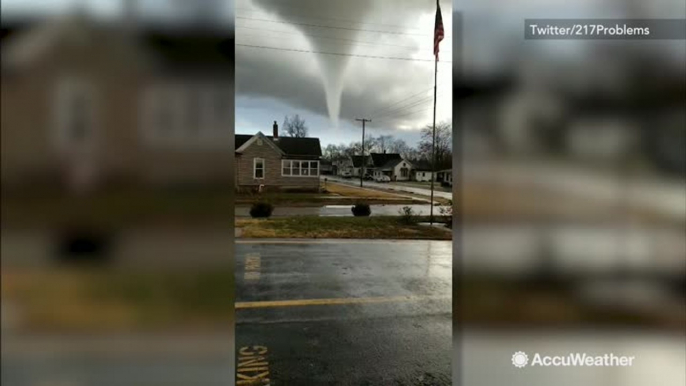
{"left": 235, "top": 240, "right": 452, "bottom": 385}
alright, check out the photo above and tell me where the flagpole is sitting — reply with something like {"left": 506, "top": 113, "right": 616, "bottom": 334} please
{"left": 429, "top": 54, "right": 437, "bottom": 225}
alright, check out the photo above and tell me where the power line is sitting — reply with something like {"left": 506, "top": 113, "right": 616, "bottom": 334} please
{"left": 235, "top": 7, "right": 425, "bottom": 31}
{"left": 236, "top": 43, "right": 453, "bottom": 63}
{"left": 366, "top": 85, "right": 443, "bottom": 117}
{"left": 373, "top": 90, "right": 448, "bottom": 121}
{"left": 237, "top": 34, "right": 452, "bottom": 56}
{"left": 366, "top": 85, "right": 449, "bottom": 117}
{"left": 374, "top": 102, "right": 450, "bottom": 123}
{"left": 373, "top": 95, "right": 438, "bottom": 120}
{"left": 236, "top": 26, "right": 421, "bottom": 49}
{"left": 375, "top": 108, "right": 432, "bottom": 123}
{"left": 236, "top": 16, "right": 438, "bottom": 37}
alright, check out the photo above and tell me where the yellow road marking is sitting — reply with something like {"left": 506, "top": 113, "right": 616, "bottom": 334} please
{"left": 235, "top": 295, "right": 449, "bottom": 309}
{"left": 244, "top": 253, "right": 261, "bottom": 281}
{"left": 237, "top": 346, "right": 270, "bottom": 385}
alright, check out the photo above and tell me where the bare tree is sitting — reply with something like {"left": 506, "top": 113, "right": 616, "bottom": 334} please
{"left": 364, "top": 134, "right": 378, "bottom": 154}
{"left": 283, "top": 114, "right": 309, "bottom": 138}
{"left": 376, "top": 135, "right": 394, "bottom": 153}
{"left": 323, "top": 144, "right": 345, "bottom": 161}
{"left": 419, "top": 122, "right": 452, "bottom": 170}
{"left": 342, "top": 143, "right": 358, "bottom": 159}
{"left": 389, "top": 138, "right": 409, "bottom": 154}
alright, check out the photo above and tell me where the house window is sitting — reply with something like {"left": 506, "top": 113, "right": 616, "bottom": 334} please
{"left": 401, "top": 168, "right": 409, "bottom": 177}
{"left": 254, "top": 158, "right": 265, "bottom": 179}
{"left": 143, "top": 83, "right": 232, "bottom": 145}
{"left": 282, "top": 160, "right": 319, "bottom": 177}
{"left": 54, "top": 77, "right": 96, "bottom": 149}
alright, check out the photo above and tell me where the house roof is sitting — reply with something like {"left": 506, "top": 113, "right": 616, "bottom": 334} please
{"left": 413, "top": 161, "right": 433, "bottom": 171}
{"left": 379, "top": 158, "right": 406, "bottom": 170}
{"left": 370, "top": 153, "right": 402, "bottom": 167}
{"left": 350, "top": 153, "right": 408, "bottom": 168}
{"left": 141, "top": 30, "right": 233, "bottom": 74}
{"left": 235, "top": 134, "right": 322, "bottom": 157}
{"left": 351, "top": 155, "right": 370, "bottom": 168}
{"left": 1, "top": 17, "right": 233, "bottom": 75}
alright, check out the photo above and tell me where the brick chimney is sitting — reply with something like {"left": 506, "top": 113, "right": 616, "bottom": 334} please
{"left": 273, "top": 121, "right": 279, "bottom": 138}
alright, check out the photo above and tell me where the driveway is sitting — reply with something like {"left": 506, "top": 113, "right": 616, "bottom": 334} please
{"left": 325, "top": 176, "right": 453, "bottom": 200}
{"left": 235, "top": 239, "right": 452, "bottom": 385}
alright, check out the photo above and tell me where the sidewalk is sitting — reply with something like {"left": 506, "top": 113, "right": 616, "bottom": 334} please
{"left": 235, "top": 204, "right": 440, "bottom": 217}
{"left": 326, "top": 176, "right": 453, "bottom": 200}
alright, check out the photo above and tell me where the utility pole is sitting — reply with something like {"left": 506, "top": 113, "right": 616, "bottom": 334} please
{"left": 356, "top": 118, "right": 371, "bottom": 188}
{"left": 429, "top": 51, "right": 438, "bottom": 225}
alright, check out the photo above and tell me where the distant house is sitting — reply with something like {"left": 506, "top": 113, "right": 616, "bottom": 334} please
{"left": 370, "top": 153, "right": 412, "bottom": 181}
{"left": 347, "top": 153, "right": 412, "bottom": 181}
{"left": 412, "top": 161, "right": 434, "bottom": 182}
{"left": 350, "top": 155, "right": 373, "bottom": 177}
{"left": 235, "top": 123, "right": 322, "bottom": 192}
{"left": 319, "top": 160, "right": 333, "bottom": 175}
{"left": 1, "top": 13, "right": 234, "bottom": 191}
{"left": 333, "top": 158, "right": 353, "bottom": 176}
{"left": 436, "top": 169, "right": 452, "bottom": 185}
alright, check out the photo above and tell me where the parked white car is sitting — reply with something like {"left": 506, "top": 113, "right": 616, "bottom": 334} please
{"left": 341, "top": 171, "right": 352, "bottom": 178}
{"left": 374, "top": 175, "right": 391, "bottom": 183}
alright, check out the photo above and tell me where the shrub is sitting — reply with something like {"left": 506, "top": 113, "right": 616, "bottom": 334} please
{"left": 250, "top": 201, "right": 274, "bottom": 218}
{"left": 439, "top": 200, "right": 453, "bottom": 228}
{"left": 56, "top": 229, "right": 113, "bottom": 266}
{"left": 398, "top": 206, "right": 418, "bottom": 225}
{"left": 351, "top": 202, "right": 371, "bottom": 217}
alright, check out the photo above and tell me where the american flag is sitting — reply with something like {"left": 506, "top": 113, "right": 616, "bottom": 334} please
{"left": 433, "top": 0, "right": 444, "bottom": 60}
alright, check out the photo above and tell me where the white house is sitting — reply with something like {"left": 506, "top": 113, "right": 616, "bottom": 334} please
{"left": 415, "top": 170, "right": 433, "bottom": 182}
{"left": 436, "top": 169, "right": 452, "bottom": 185}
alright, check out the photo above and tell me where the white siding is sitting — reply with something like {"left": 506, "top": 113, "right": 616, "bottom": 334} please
{"left": 393, "top": 161, "right": 412, "bottom": 181}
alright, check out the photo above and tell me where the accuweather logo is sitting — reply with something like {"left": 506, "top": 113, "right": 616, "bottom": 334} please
{"left": 512, "top": 351, "right": 529, "bottom": 368}
{"left": 512, "top": 352, "right": 635, "bottom": 369}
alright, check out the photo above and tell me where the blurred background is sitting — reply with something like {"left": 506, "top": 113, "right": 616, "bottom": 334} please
{"left": 455, "top": 0, "right": 685, "bottom": 385}
{"left": 1, "top": 0, "right": 235, "bottom": 385}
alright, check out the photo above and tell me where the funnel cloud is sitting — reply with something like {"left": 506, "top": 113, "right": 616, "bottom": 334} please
{"left": 252, "top": 0, "right": 372, "bottom": 128}
{"left": 236, "top": 0, "right": 453, "bottom": 145}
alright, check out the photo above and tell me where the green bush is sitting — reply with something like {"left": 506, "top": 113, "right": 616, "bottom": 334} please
{"left": 351, "top": 203, "right": 371, "bottom": 217}
{"left": 250, "top": 201, "right": 274, "bottom": 218}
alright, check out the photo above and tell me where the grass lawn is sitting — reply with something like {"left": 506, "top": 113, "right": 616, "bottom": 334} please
{"left": 235, "top": 216, "right": 452, "bottom": 240}
{"left": 461, "top": 277, "right": 685, "bottom": 330}
{"left": 1, "top": 187, "right": 233, "bottom": 229}
{"left": 393, "top": 181, "right": 452, "bottom": 193}
{"left": 461, "top": 182, "right": 681, "bottom": 225}
{"left": 1, "top": 269, "right": 234, "bottom": 332}
{"left": 235, "top": 182, "right": 419, "bottom": 206}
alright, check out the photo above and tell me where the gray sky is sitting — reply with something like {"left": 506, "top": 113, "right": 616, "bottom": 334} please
{"left": 3, "top": 0, "right": 682, "bottom": 147}
{"left": 234, "top": 0, "right": 453, "bottom": 147}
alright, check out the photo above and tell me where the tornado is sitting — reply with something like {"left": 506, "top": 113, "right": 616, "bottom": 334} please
{"left": 252, "top": 0, "right": 372, "bottom": 128}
